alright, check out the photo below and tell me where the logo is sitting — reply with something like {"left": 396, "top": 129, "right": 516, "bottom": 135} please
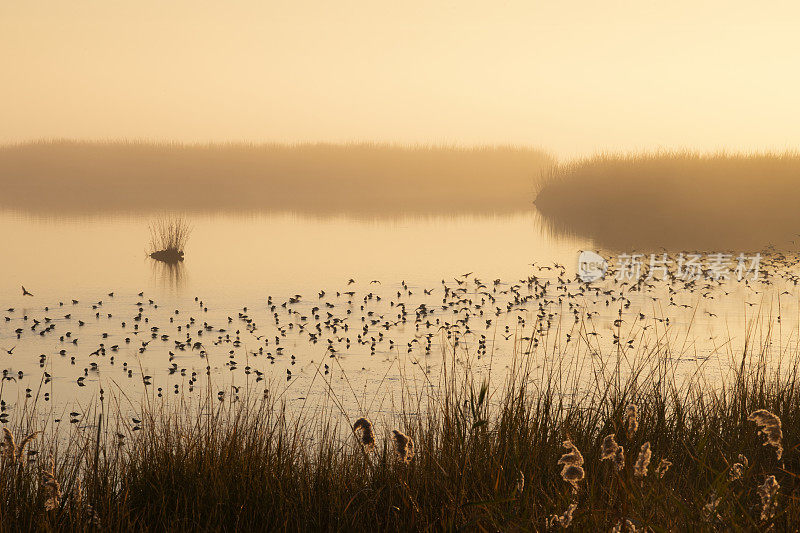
{"left": 578, "top": 250, "right": 608, "bottom": 282}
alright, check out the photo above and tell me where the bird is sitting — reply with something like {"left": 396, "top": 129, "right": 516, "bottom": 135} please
{"left": 21, "top": 286, "right": 33, "bottom": 297}
{"left": 3, "top": 346, "right": 15, "bottom": 355}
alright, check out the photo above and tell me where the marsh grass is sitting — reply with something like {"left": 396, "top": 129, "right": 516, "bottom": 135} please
{"left": 148, "top": 216, "right": 191, "bottom": 262}
{"left": 0, "top": 141, "right": 553, "bottom": 216}
{"left": 534, "top": 150, "right": 800, "bottom": 249}
{"left": 2, "top": 325, "right": 800, "bottom": 531}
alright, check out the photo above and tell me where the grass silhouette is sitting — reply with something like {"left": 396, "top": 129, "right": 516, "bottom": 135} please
{"left": 0, "top": 141, "right": 553, "bottom": 216}
{"left": 148, "top": 216, "right": 191, "bottom": 263}
{"left": 535, "top": 150, "right": 800, "bottom": 249}
{"left": 2, "top": 314, "right": 800, "bottom": 530}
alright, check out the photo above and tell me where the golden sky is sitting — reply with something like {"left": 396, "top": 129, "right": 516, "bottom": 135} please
{"left": 2, "top": 1, "right": 799, "bottom": 157}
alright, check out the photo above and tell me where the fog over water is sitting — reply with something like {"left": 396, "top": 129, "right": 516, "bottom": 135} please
{"left": 3, "top": 1, "right": 800, "bottom": 157}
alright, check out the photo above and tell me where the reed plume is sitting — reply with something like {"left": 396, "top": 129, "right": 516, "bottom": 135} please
{"left": 702, "top": 491, "right": 721, "bottom": 522}
{"left": 392, "top": 430, "right": 414, "bottom": 464}
{"left": 655, "top": 458, "right": 671, "bottom": 479}
{"left": 633, "top": 442, "right": 651, "bottom": 478}
{"left": 758, "top": 475, "right": 780, "bottom": 522}
{"left": 600, "top": 434, "right": 618, "bottom": 460}
{"left": 352, "top": 417, "right": 375, "bottom": 450}
{"left": 1, "top": 427, "right": 13, "bottom": 461}
{"left": 2, "top": 427, "right": 37, "bottom": 464}
{"left": 610, "top": 518, "right": 637, "bottom": 532}
{"left": 600, "top": 434, "right": 625, "bottom": 471}
{"left": 547, "top": 502, "right": 577, "bottom": 529}
{"left": 558, "top": 440, "right": 585, "bottom": 492}
{"left": 728, "top": 454, "right": 748, "bottom": 481}
{"left": 748, "top": 410, "right": 783, "bottom": 460}
{"left": 41, "top": 456, "right": 61, "bottom": 512}
{"left": 625, "top": 405, "right": 638, "bottom": 439}
{"left": 85, "top": 504, "right": 102, "bottom": 528}
{"left": 515, "top": 469, "right": 525, "bottom": 496}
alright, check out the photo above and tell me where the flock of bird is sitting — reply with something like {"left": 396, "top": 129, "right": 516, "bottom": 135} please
{"left": 1, "top": 251, "right": 800, "bottom": 428}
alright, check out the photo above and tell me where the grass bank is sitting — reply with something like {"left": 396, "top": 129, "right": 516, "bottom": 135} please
{"left": 535, "top": 151, "right": 800, "bottom": 249}
{"left": 1, "top": 327, "right": 799, "bottom": 531}
{"left": 0, "top": 141, "right": 552, "bottom": 216}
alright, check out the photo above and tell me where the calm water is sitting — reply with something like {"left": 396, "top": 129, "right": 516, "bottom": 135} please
{"left": 0, "top": 209, "right": 797, "bottom": 429}
{"left": 0, "top": 211, "right": 585, "bottom": 302}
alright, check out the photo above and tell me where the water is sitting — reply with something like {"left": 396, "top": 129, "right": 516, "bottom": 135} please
{"left": 0, "top": 210, "right": 584, "bottom": 422}
{"left": 1, "top": 209, "right": 798, "bottom": 430}
{"left": 0, "top": 210, "right": 587, "bottom": 299}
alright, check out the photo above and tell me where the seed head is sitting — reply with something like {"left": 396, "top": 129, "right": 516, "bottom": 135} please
{"left": 600, "top": 434, "right": 619, "bottom": 461}
{"left": 633, "top": 442, "right": 651, "bottom": 478}
{"left": 515, "top": 469, "right": 525, "bottom": 496}
{"left": 2, "top": 428, "right": 37, "bottom": 465}
{"left": 728, "top": 454, "right": 748, "bottom": 482}
{"left": 558, "top": 439, "right": 584, "bottom": 467}
{"left": 600, "top": 434, "right": 625, "bottom": 471}
{"left": 548, "top": 502, "right": 577, "bottom": 529}
{"left": 392, "top": 430, "right": 414, "bottom": 464}
{"left": 758, "top": 475, "right": 780, "bottom": 521}
{"left": 558, "top": 440, "right": 585, "bottom": 492}
{"left": 625, "top": 405, "right": 638, "bottom": 438}
{"left": 352, "top": 417, "right": 375, "bottom": 450}
{"left": 41, "top": 457, "right": 61, "bottom": 512}
{"left": 610, "top": 518, "right": 637, "bottom": 532}
{"left": 748, "top": 410, "right": 783, "bottom": 461}
{"left": 1, "top": 427, "right": 15, "bottom": 461}
{"left": 702, "top": 491, "right": 721, "bottom": 522}
{"left": 655, "top": 458, "right": 671, "bottom": 478}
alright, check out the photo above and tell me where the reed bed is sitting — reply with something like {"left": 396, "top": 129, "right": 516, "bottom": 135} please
{"left": 2, "top": 325, "right": 800, "bottom": 531}
{"left": 534, "top": 150, "right": 800, "bottom": 249}
{"left": 0, "top": 141, "right": 553, "bottom": 216}
{"left": 147, "top": 216, "right": 191, "bottom": 264}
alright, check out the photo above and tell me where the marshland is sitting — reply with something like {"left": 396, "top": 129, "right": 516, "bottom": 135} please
{"left": 4, "top": 144, "right": 800, "bottom": 530}
{"left": 535, "top": 151, "right": 800, "bottom": 250}
{"left": 5, "top": 1, "right": 800, "bottom": 529}
{"left": 0, "top": 141, "right": 552, "bottom": 216}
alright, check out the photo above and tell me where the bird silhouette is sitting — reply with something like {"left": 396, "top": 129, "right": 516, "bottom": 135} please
{"left": 21, "top": 286, "right": 33, "bottom": 297}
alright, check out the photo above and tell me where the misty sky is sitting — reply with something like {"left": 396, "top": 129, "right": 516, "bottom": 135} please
{"left": 2, "top": 1, "right": 799, "bottom": 157}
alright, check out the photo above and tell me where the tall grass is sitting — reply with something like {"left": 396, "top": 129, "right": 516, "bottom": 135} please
{"left": 148, "top": 216, "right": 191, "bottom": 254}
{"left": 2, "top": 323, "right": 800, "bottom": 530}
{"left": 0, "top": 141, "right": 553, "bottom": 216}
{"left": 534, "top": 150, "right": 800, "bottom": 249}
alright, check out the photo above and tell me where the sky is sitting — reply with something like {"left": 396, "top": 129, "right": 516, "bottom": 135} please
{"left": 2, "top": 1, "right": 800, "bottom": 158}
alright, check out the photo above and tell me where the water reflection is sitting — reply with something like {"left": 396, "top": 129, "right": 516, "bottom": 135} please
{"left": 0, "top": 209, "right": 589, "bottom": 304}
{"left": 150, "top": 258, "right": 187, "bottom": 292}
{"left": 2, "top": 205, "right": 797, "bottom": 428}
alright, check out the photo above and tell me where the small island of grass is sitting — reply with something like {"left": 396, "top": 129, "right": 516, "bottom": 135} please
{"left": 148, "top": 216, "right": 191, "bottom": 263}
